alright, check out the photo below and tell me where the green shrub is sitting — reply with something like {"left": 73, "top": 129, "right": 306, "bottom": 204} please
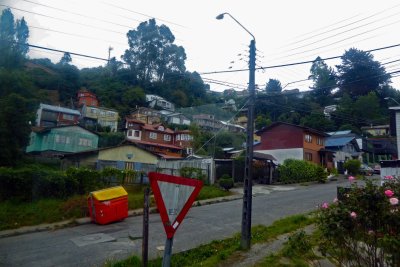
{"left": 180, "top": 167, "right": 207, "bottom": 184}
{"left": 277, "top": 159, "right": 327, "bottom": 184}
{"left": 317, "top": 179, "right": 400, "bottom": 266}
{"left": 218, "top": 174, "right": 234, "bottom": 191}
{"left": 343, "top": 159, "right": 361, "bottom": 175}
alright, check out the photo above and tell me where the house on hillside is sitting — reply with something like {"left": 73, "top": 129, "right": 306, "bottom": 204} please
{"left": 77, "top": 90, "right": 119, "bottom": 131}
{"left": 80, "top": 105, "right": 119, "bottom": 132}
{"left": 254, "top": 122, "right": 333, "bottom": 168}
{"left": 145, "top": 94, "right": 175, "bottom": 111}
{"left": 361, "top": 125, "right": 390, "bottom": 137}
{"left": 129, "top": 107, "right": 161, "bottom": 125}
{"left": 61, "top": 143, "right": 158, "bottom": 177}
{"left": 124, "top": 118, "right": 193, "bottom": 159}
{"left": 26, "top": 125, "right": 98, "bottom": 157}
{"left": 325, "top": 131, "right": 362, "bottom": 173}
{"left": 36, "top": 103, "right": 80, "bottom": 127}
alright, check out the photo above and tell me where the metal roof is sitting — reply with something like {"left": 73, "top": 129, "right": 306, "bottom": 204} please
{"left": 325, "top": 136, "right": 355, "bottom": 147}
{"left": 40, "top": 103, "right": 81, "bottom": 116}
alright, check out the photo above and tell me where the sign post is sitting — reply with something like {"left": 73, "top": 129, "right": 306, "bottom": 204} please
{"left": 148, "top": 172, "right": 203, "bottom": 267}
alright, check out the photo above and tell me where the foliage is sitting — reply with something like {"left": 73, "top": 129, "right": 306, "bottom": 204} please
{"left": 98, "top": 132, "right": 126, "bottom": 148}
{"left": 109, "top": 214, "right": 314, "bottom": 267}
{"left": 277, "top": 159, "right": 327, "bottom": 184}
{"left": 218, "top": 174, "right": 234, "bottom": 191}
{"left": 343, "top": 159, "right": 361, "bottom": 175}
{"left": 0, "top": 166, "right": 145, "bottom": 201}
{"left": 265, "top": 78, "right": 282, "bottom": 94}
{"left": 336, "top": 48, "right": 391, "bottom": 98}
{"left": 196, "top": 185, "right": 230, "bottom": 200}
{"left": 0, "top": 93, "right": 35, "bottom": 166}
{"left": 0, "top": 8, "right": 29, "bottom": 68}
{"left": 317, "top": 179, "right": 400, "bottom": 266}
{"left": 281, "top": 230, "right": 313, "bottom": 258}
{"left": 180, "top": 167, "right": 207, "bottom": 183}
{"left": 123, "top": 18, "right": 186, "bottom": 83}
{"left": 309, "top": 57, "right": 336, "bottom": 106}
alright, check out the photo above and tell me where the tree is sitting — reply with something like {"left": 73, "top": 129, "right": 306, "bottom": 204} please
{"left": 0, "top": 8, "right": 29, "bottom": 68}
{"left": 123, "top": 19, "right": 186, "bottom": 83}
{"left": 59, "top": 52, "right": 72, "bottom": 65}
{"left": 336, "top": 48, "right": 391, "bottom": 98}
{"left": 0, "top": 94, "right": 34, "bottom": 166}
{"left": 265, "top": 78, "right": 282, "bottom": 94}
{"left": 309, "top": 57, "right": 336, "bottom": 106}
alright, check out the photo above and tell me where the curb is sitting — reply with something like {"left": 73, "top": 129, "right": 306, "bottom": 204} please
{"left": 0, "top": 194, "right": 242, "bottom": 239}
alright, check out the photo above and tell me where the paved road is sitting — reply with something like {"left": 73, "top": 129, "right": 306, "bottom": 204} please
{"left": 0, "top": 179, "right": 349, "bottom": 267}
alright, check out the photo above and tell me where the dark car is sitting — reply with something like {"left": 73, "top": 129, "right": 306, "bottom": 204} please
{"left": 360, "top": 164, "right": 374, "bottom": 176}
{"left": 373, "top": 164, "right": 381, "bottom": 174}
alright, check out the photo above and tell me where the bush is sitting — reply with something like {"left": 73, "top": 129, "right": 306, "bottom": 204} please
{"left": 277, "top": 159, "right": 327, "bottom": 184}
{"left": 218, "top": 174, "right": 234, "bottom": 191}
{"left": 0, "top": 166, "right": 136, "bottom": 201}
{"left": 180, "top": 167, "right": 207, "bottom": 184}
{"left": 317, "top": 178, "right": 400, "bottom": 266}
{"left": 343, "top": 159, "right": 361, "bottom": 175}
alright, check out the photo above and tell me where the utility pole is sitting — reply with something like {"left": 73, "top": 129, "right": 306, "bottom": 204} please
{"left": 241, "top": 38, "right": 256, "bottom": 250}
{"left": 107, "top": 46, "right": 113, "bottom": 64}
{"left": 216, "top": 12, "right": 256, "bottom": 250}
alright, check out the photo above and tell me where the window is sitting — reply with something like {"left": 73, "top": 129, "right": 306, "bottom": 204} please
{"left": 186, "top": 147, "right": 193, "bottom": 155}
{"left": 134, "top": 131, "right": 140, "bottom": 137}
{"left": 176, "top": 135, "right": 181, "bottom": 141}
{"left": 305, "top": 152, "right": 313, "bottom": 161}
{"left": 79, "top": 138, "right": 92, "bottom": 147}
{"left": 55, "top": 134, "right": 69, "bottom": 144}
{"left": 149, "top": 132, "right": 157, "bottom": 139}
{"left": 158, "top": 126, "right": 165, "bottom": 131}
{"left": 164, "top": 134, "right": 171, "bottom": 141}
{"left": 128, "top": 130, "right": 132, "bottom": 137}
{"left": 305, "top": 134, "right": 312, "bottom": 143}
{"left": 317, "top": 137, "right": 324, "bottom": 145}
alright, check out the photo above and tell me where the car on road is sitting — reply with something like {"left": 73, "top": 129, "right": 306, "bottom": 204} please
{"left": 360, "top": 164, "right": 374, "bottom": 176}
{"left": 373, "top": 164, "right": 381, "bottom": 174}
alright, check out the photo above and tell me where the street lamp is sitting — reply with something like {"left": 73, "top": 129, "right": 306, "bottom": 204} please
{"left": 216, "top": 12, "right": 256, "bottom": 250}
{"left": 384, "top": 97, "right": 400, "bottom": 105}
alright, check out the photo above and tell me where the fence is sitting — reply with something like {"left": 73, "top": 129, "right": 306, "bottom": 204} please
{"left": 156, "top": 158, "right": 215, "bottom": 184}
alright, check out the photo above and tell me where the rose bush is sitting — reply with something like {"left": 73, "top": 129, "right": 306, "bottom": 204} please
{"left": 317, "top": 178, "right": 400, "bottom": 266}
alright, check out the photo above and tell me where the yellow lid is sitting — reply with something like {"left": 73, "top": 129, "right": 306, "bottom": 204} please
{"left": 90, "top": 186, "right": 127, "bottom": 201}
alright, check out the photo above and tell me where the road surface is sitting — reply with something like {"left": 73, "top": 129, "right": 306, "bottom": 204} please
{"left": 0, "top": 179, "right": 349, "bottom": 267}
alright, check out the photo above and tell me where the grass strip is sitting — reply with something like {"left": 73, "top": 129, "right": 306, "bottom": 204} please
{"left": 107, "top": 213, "right": 315, "bottom": 267}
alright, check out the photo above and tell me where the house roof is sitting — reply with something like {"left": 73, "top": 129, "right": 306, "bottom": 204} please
{"left": 62, "top": 143, "right": 160, "bottom": 158}
{"left": 39, "top": 103, "right": 81, "bottom": 116}
{"left": 253, "top": 151, "right": 277, "bottom": 161}
{"left": 326, "top": 130, "right": 351, "bottom": 136}
{"left": 127, "top": 139, "right": 183, "bottom": 150}
{"left": 141, "top": 124, "right": 174, "bottom": 133}
{"left": 31, "top": 124, "right": 99, "bottom": 136}
{"left": 325, "top": 136, "right": 355, "bottom": 147}
{"left": 256, "top": 122, "right": 329, "bottom": 137}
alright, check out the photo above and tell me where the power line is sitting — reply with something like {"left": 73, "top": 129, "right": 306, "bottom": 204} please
{"left": 0, "top": 4, "right": 127, "bottom": 35}
{"left": 19, "top": 0, "right": 134, "bottom": 30}
{"left": 200, "top": 43, "right": 400, "bottom": 75}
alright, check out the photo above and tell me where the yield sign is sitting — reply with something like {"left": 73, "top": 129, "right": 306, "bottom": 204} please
{"left": 149, "top": 172, "right": 203, "bottom": 238}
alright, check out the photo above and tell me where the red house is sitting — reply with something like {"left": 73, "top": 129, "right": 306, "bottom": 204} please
{"left": 254, "top": 122, "right": 333, "bottom": 168}
{"left": 125, "top": 116, "right": 193, "bottom": 159}
{"left": 77, "top": 88, "right": 99, "bottom": 107}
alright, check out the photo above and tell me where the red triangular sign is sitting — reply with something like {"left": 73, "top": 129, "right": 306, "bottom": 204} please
{"left": 149, "top": 172, "right": 203, "bottom": 238}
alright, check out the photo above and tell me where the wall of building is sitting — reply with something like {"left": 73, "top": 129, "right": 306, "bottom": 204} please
{"left": 256, "top": 124, "right": 303, "bottom": 150}
{"left": 98, "top": 145, "right": 158, "bottom": 165}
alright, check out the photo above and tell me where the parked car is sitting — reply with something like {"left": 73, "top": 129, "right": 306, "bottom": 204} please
{"left": 373, "top": 164, "right": 381, "bottom": 174}
{"left": 360, "top": 164, "right": 374, "bottom": 176}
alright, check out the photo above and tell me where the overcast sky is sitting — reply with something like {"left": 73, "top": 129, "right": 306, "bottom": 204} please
{"left": 2, "top": 0, "right": 400, "bottom": 92}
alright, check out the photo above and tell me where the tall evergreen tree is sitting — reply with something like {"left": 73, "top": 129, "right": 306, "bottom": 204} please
{"left": 309, "top": 57, "right": 336, "bottom": 106}
{"left": 336, "top": 48, "right": 390, "bottom": 98}
{"left": 265, "top": 78, "right": 282, "bottom": 94}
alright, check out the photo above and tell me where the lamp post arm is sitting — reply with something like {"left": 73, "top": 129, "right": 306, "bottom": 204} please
{"left": 218, "top": 13, "right": 255, "bottom": 41}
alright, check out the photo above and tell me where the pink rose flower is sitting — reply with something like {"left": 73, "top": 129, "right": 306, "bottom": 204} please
{"left": 385, "top": 190, "right": 394, "bottom": 198}
{"left": 389, "top": 197, "right": 399, "bottom": 205}
{"left": 321, "top": 202, "right": 329, "bottom": 209}
{"left": 333, "top": 197, "right": 338, "bottom": 203}
{"left": 348, "top": 176, "right": 355, "bottom": 182}
{"left": 350, "top": 211, "right": 357, "bottom": 218}
{"left": 384, "top": 175, "right": 394, "bottom": 180}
